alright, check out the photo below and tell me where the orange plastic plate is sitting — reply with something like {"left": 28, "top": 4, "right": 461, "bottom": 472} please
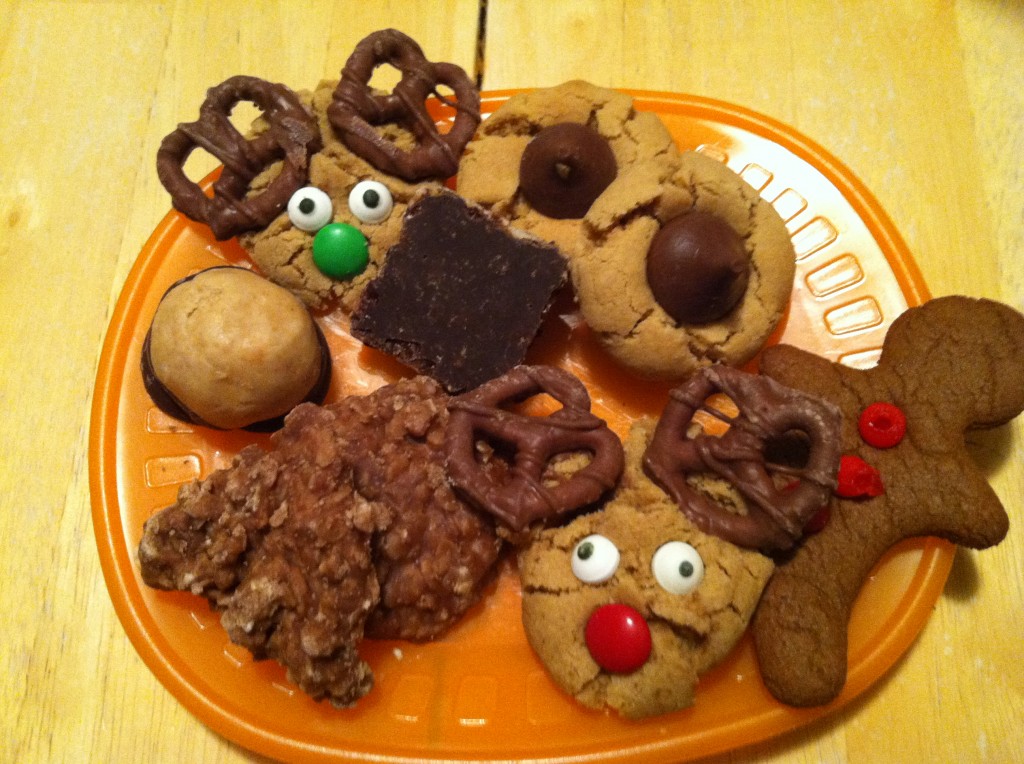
{"left": 90, "top": 91, "right": 949, "bottom": 763}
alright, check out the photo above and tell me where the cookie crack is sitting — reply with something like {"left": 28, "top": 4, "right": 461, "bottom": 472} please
{"left": 624, "top": 308, "right": 655, "bottom": 339}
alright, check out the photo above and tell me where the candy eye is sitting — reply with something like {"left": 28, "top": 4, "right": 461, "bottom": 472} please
{"left": 651, "top": 541, "right": 704, "bottom": 595}
{"left": 571, "top": 534, "right": 620, "bottom": 584}
{"left": 348, "top": 180, "right": 394, "bottom": 224}
{"left": 287, "top": 187, "right": 333, "bottom": 232}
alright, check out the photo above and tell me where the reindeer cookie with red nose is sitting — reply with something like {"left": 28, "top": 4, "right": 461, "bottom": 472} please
{"left": 517, "top": 423, "right": 773, "bottom": 718}
{"left": 517, "top": 365, "right": 843, "bottom": 718}
{"left": 752, "top": 296, "right": 1024, "bottom": 707}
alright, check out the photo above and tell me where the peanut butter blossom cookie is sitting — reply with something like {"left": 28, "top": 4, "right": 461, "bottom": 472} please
{"left": 577, "top": 151, "right": 796, "bottom": 379}
{"left": 458, "top": 80, "right": 683, "bottom": 261}
{"left": 457, "top": 81, "right": 796, "bottom": 380}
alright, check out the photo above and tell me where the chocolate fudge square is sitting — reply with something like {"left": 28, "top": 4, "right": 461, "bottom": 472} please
{"left": 351, "top": 190, "right": 567, "bottom": 392}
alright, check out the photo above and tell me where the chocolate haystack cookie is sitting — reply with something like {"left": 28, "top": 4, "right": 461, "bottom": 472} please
{"left": 351, "top": 190, "right": 567, "bottom": 392}
{"left": 138, "top": 376, "right": 503, "bottom": 707}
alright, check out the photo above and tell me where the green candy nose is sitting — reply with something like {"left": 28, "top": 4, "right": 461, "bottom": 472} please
{"left": 312, "top": 223, "right": 370, "bottom": 280}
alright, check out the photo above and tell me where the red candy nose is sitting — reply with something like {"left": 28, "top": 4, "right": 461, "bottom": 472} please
{"left": 585, "top": 603, "right": 652, "bottom": 674}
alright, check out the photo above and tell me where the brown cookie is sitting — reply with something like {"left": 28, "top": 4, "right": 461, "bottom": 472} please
{"left": 139, "top": 376, "right": 504, "bottom": 707}
{"left": 751, "top": 296, "right": 1024, "bottom": 706}
{"left": 519, "top": 423, "right": 774, "bottom": 719}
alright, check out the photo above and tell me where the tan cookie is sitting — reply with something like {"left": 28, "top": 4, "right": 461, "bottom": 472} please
{"left": 240, "top": 80, "right": 443, "bottom": 312}
{"left": 142, "top": 266, "right": 330, "bottom": 431}
{"left": 752, "top": 296, "right": 1024, "bottom": 707}
{"left": 457, "top": 82, "right": 795, "bottom": 380}
{"left": 457, "top": 80, "right": 685, "bottom": 261}
{"left": 576, "top": 151, "right": 796, "bottom": 378}
{"left": 519, "top": 423, "right": 774, "bottom": 718}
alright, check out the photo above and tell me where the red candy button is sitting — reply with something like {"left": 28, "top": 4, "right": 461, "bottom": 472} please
{"left": 836, "top": 454, "right": 884, "bottom": 498}
{"left": 858, "top": 402, "right": 907, "bottom": 449}
{"left": 584, "top": 603, "right": 652, "bottom": 674}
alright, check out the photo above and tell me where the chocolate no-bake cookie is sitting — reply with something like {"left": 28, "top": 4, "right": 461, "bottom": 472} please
{"left": 139, "top": 376, "right": 503, "bottom": 706}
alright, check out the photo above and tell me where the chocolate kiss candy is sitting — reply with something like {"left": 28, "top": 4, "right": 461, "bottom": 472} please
{"left": 519, "top": 123, "right": 617, "bottom": 219}
{"left": 646, "top": 209, "right": 751, "bottom": 324}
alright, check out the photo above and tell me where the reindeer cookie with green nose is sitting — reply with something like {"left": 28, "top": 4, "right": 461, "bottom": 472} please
{"left": 238, "top": 78, "right": 441, "bottom": 313}
{"left": 155, "top": 29, "right": 482, "bottom": 314}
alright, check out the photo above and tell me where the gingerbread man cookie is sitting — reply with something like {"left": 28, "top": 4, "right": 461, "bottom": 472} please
{"left": 519, "top": 422, "right": 775, "bottom": 719}
{"left": 752, "top": 296, "right": 1024, "bottom": 707}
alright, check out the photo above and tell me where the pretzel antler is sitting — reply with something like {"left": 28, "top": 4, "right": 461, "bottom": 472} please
{"left": 156, "top": 75, "right": 321, "bottom": 239}
{"left": 445, "top": 366, "right": 624, "bottom": 531}
{"left": 643, "top": 365, "right": 842, "bottom": 552}
{"left": 327, "top": 29, "right": 481, "bottom": 181}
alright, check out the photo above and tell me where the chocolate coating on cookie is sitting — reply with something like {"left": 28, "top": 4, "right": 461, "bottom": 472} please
{"left": 646, "top": 209, "right": 751, "bottom": 325}
{"left": 519, "top": 123, "right": 618, "bottom": 219}
{"left": 445, "top": 365, "right": 625, "bottom": 531}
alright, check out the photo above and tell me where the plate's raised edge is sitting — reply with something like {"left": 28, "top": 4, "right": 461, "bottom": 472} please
{"left": 635, "top": 89, "right": 932, "bottom": 307}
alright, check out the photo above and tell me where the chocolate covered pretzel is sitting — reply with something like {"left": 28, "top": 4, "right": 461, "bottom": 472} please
{"left": 156, "top": 75, "right": 321, "bottom": 240}
{"left": 445, "top": 365, "right": 625, "bottom": 531}
{"left": 327, "top": 29, "right": 481, "bottom": 181}
{"left": 643, "top": 365, "right": 842, "bottom": 552}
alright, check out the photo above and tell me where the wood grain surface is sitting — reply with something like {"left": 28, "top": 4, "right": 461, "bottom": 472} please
{"left": 2, "top": 2, "right": 1021, "bottom": 762}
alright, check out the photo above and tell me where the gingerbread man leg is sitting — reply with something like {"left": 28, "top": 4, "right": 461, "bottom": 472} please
{"left": 752, "top": 296, "right": 1024, "bottom": 706}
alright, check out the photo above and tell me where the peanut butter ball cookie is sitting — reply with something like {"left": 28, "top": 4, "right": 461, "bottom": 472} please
{"left": 142, "top": 267, "right": 330, "bottom": 430}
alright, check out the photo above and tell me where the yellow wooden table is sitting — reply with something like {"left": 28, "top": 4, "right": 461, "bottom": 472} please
{"left": 2, "top": 2, "right": 1021, "bottom": 762}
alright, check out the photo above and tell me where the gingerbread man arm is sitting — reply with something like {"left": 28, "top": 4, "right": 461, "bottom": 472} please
{"left": 752, "top": 296, "right": 1024, "bottom": 706}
